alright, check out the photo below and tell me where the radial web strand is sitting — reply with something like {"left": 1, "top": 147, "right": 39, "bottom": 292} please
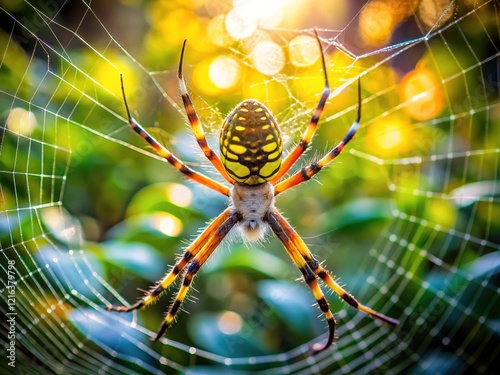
{"left": 0, "top": 1, "right": 499, "bottom": 374}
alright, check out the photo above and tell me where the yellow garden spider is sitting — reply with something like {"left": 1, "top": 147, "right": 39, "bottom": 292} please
{"left": 107, "top": 31, "right": 399, "bottom": 354}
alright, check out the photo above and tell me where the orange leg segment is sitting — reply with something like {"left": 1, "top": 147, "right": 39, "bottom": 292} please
{"left": 120, "top": 74, "right": 230, "bottom": 196}
{"left": 268, "top": 208, "right": 399, "bottom": 353}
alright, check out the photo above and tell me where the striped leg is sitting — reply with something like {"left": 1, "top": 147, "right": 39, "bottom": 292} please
{"left": 120, "top": 74, "right": 230, "bottom": 197}
{"left": 274, "top": 79, "right": 361, "bottom": 196}
{"left": 315, "top": 263, "right": 399, "bottom": 326}
{"left": 267, "top": 209, "right": 336, "bottom": 354}
{"left": 178, "top": 40, "right": 235, "bottom": 185}
{"left": 270, "top": 29, "right": 330, "bottom": 184}
{"left": 269, "top": 208, "right": 399, "bottom": 326}
{"left": 153, "top": 211, "right": 241, "bottom": 340}
{"left": 106, "top": 208, "right": 232, "bottom": 313}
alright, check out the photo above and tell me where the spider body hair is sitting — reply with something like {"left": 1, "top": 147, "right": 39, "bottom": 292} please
{"left": 230, "top": 182, "right": 274, "bottom": 242}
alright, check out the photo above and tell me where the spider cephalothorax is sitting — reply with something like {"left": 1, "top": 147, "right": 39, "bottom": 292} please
{"left": 107, "top": 30, "right": 399, "bottom": 354}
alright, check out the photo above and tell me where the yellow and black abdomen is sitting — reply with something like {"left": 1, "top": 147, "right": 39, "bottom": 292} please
{"left": 220, "top": 100, "right": 282, "bottom": 185}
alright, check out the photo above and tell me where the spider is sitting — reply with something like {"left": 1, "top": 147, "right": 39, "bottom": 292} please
{"left": 107, "top": 30, "right": 399, "bottom": 354}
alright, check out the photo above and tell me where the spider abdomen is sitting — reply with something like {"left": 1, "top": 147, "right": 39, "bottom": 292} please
{"left": 220, "top": 100, "right": 282, "bottom": 185}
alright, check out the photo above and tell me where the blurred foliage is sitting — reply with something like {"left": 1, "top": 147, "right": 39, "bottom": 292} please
{"left": 1, "top": 0, "right": 499, "bottom": 373}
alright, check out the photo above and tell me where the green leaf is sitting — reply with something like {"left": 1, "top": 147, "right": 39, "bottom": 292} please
{"left": 450, "top": 180, "right": 500, "bottom": 207}
{"left": 204, "top": 245, "right": 289, "bottom": 279}
{"left": 125, "top": 182, "right": 205, "bottom": 219}
{"left": 105, "top": 212, "right": 184, "bottom": 251}
{"left": 188, "top": 312, "right": 268, "bottom": 356}
{"left": 257, "top": 280, "right": 323, "bottom": 336}
{"left": 98, "top": 240, "right": 166, "bottom": 281}
{"left": 316, "top": 198, "right": 393, "bottom": 232}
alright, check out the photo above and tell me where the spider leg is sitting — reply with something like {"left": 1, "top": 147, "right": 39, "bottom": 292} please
{"left": 270, "top": 29, "right": 330, "bottom": 184}
{"left": 178, "top": 40, "right": 235, "bottom": 185}
{"left": 106, "top": 208, "right": 232, "bottom": 313}
{"left": 153, "top": 211, "right": 241, "bottom": 340}
{"left": 274, "top": 79, "right": 361, "bottom": 196}
{"left": 120, "top": 74, "right": 230, "bottom": 196}
{"left": 313, "top": 261, "right": 399, "bottom": 326}
{"left": 266, "top": 209, "right": 336, "bottom": 354}
{"left": 269, "top": 208, "right": 399, "bottom": 327}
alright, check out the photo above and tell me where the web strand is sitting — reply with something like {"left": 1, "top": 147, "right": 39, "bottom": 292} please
{"left": 1, "top": 1, "right": 498, "bottom": 374}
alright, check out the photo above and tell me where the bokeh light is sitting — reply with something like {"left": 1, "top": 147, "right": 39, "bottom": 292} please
{"left": 6, "top": 107, "right": 37, "bottom": 135}
{"left": 359, "top": 0, "right": 394, "bottom": 47}
{"left": 3, "top": 1, "right": 498, "bottom": 372}
{"left": 91, "top": 53, "right": 136, "bottom": 99}
{"left": 240, "top": 29, "right": 273, "bottom": 53}
{"left": 193, "top": 58, "right": 225, "bottom": 96}
{"left": 358, "top": 0, "right": 418, "bottom": 47}
{"left": 152, "top": 7, "right": 200, "bottom": 47}
{"left": 209, "top": 55, "right": 240, "bottom": 89}
{"left": 225, "top": 0, "right": 285, "bottom": 40}
{"left": 217, "top": 311, "right": 243, "bottom": 335}
{"left": 250, "top": 41, "right": 285, "bottom": 76}
{"left": 400, "top": 68, "right": 444, "bottom": 121}
{"left": 166, "top": 183, "right": 193, "bottom": 208}
{"left": 40, "top": 207, "right": 77, "bottom": 243}
{"left": 289, "top": 35, "right": 320, "bottom": 67}
{"left": 225, "top": 5, "right": 257, "bottom": 39}
{"left": 207, "top": 14, "right": 233, "bottom": 47}
{"left": 426, "top": 199, "right": 457, "bottom": 229}
{"left": 153, "top": 213, "right": 183, "bottom": 237}
{"left": 248, "top": 0, "right": 283, "bottom": 29}
{"left": 365, "top": 115, "right": 414, "bottom": 157}
{"left": 418, "top": 0, "right": 455, "bottom": 30}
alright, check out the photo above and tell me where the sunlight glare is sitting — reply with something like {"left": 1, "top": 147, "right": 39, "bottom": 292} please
{"left": 226, "top": 0, "right": 287, "bottom": 39}
{"left": 225, "top": 5, "right": 257, "bottom": 39}
{"left": 240, "top": 0, "right": 284, "bottom": 29}
{"left": 155, "top": 8, "right": 200, "bottom": 46}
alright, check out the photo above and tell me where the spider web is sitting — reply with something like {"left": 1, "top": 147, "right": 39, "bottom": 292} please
{"left": 1, "top": 1, "right": 499, "bottom": 374}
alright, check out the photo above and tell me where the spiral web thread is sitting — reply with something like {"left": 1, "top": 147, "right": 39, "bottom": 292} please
{"left": 0, "top": 1, "right": 499, "bottom": 374}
